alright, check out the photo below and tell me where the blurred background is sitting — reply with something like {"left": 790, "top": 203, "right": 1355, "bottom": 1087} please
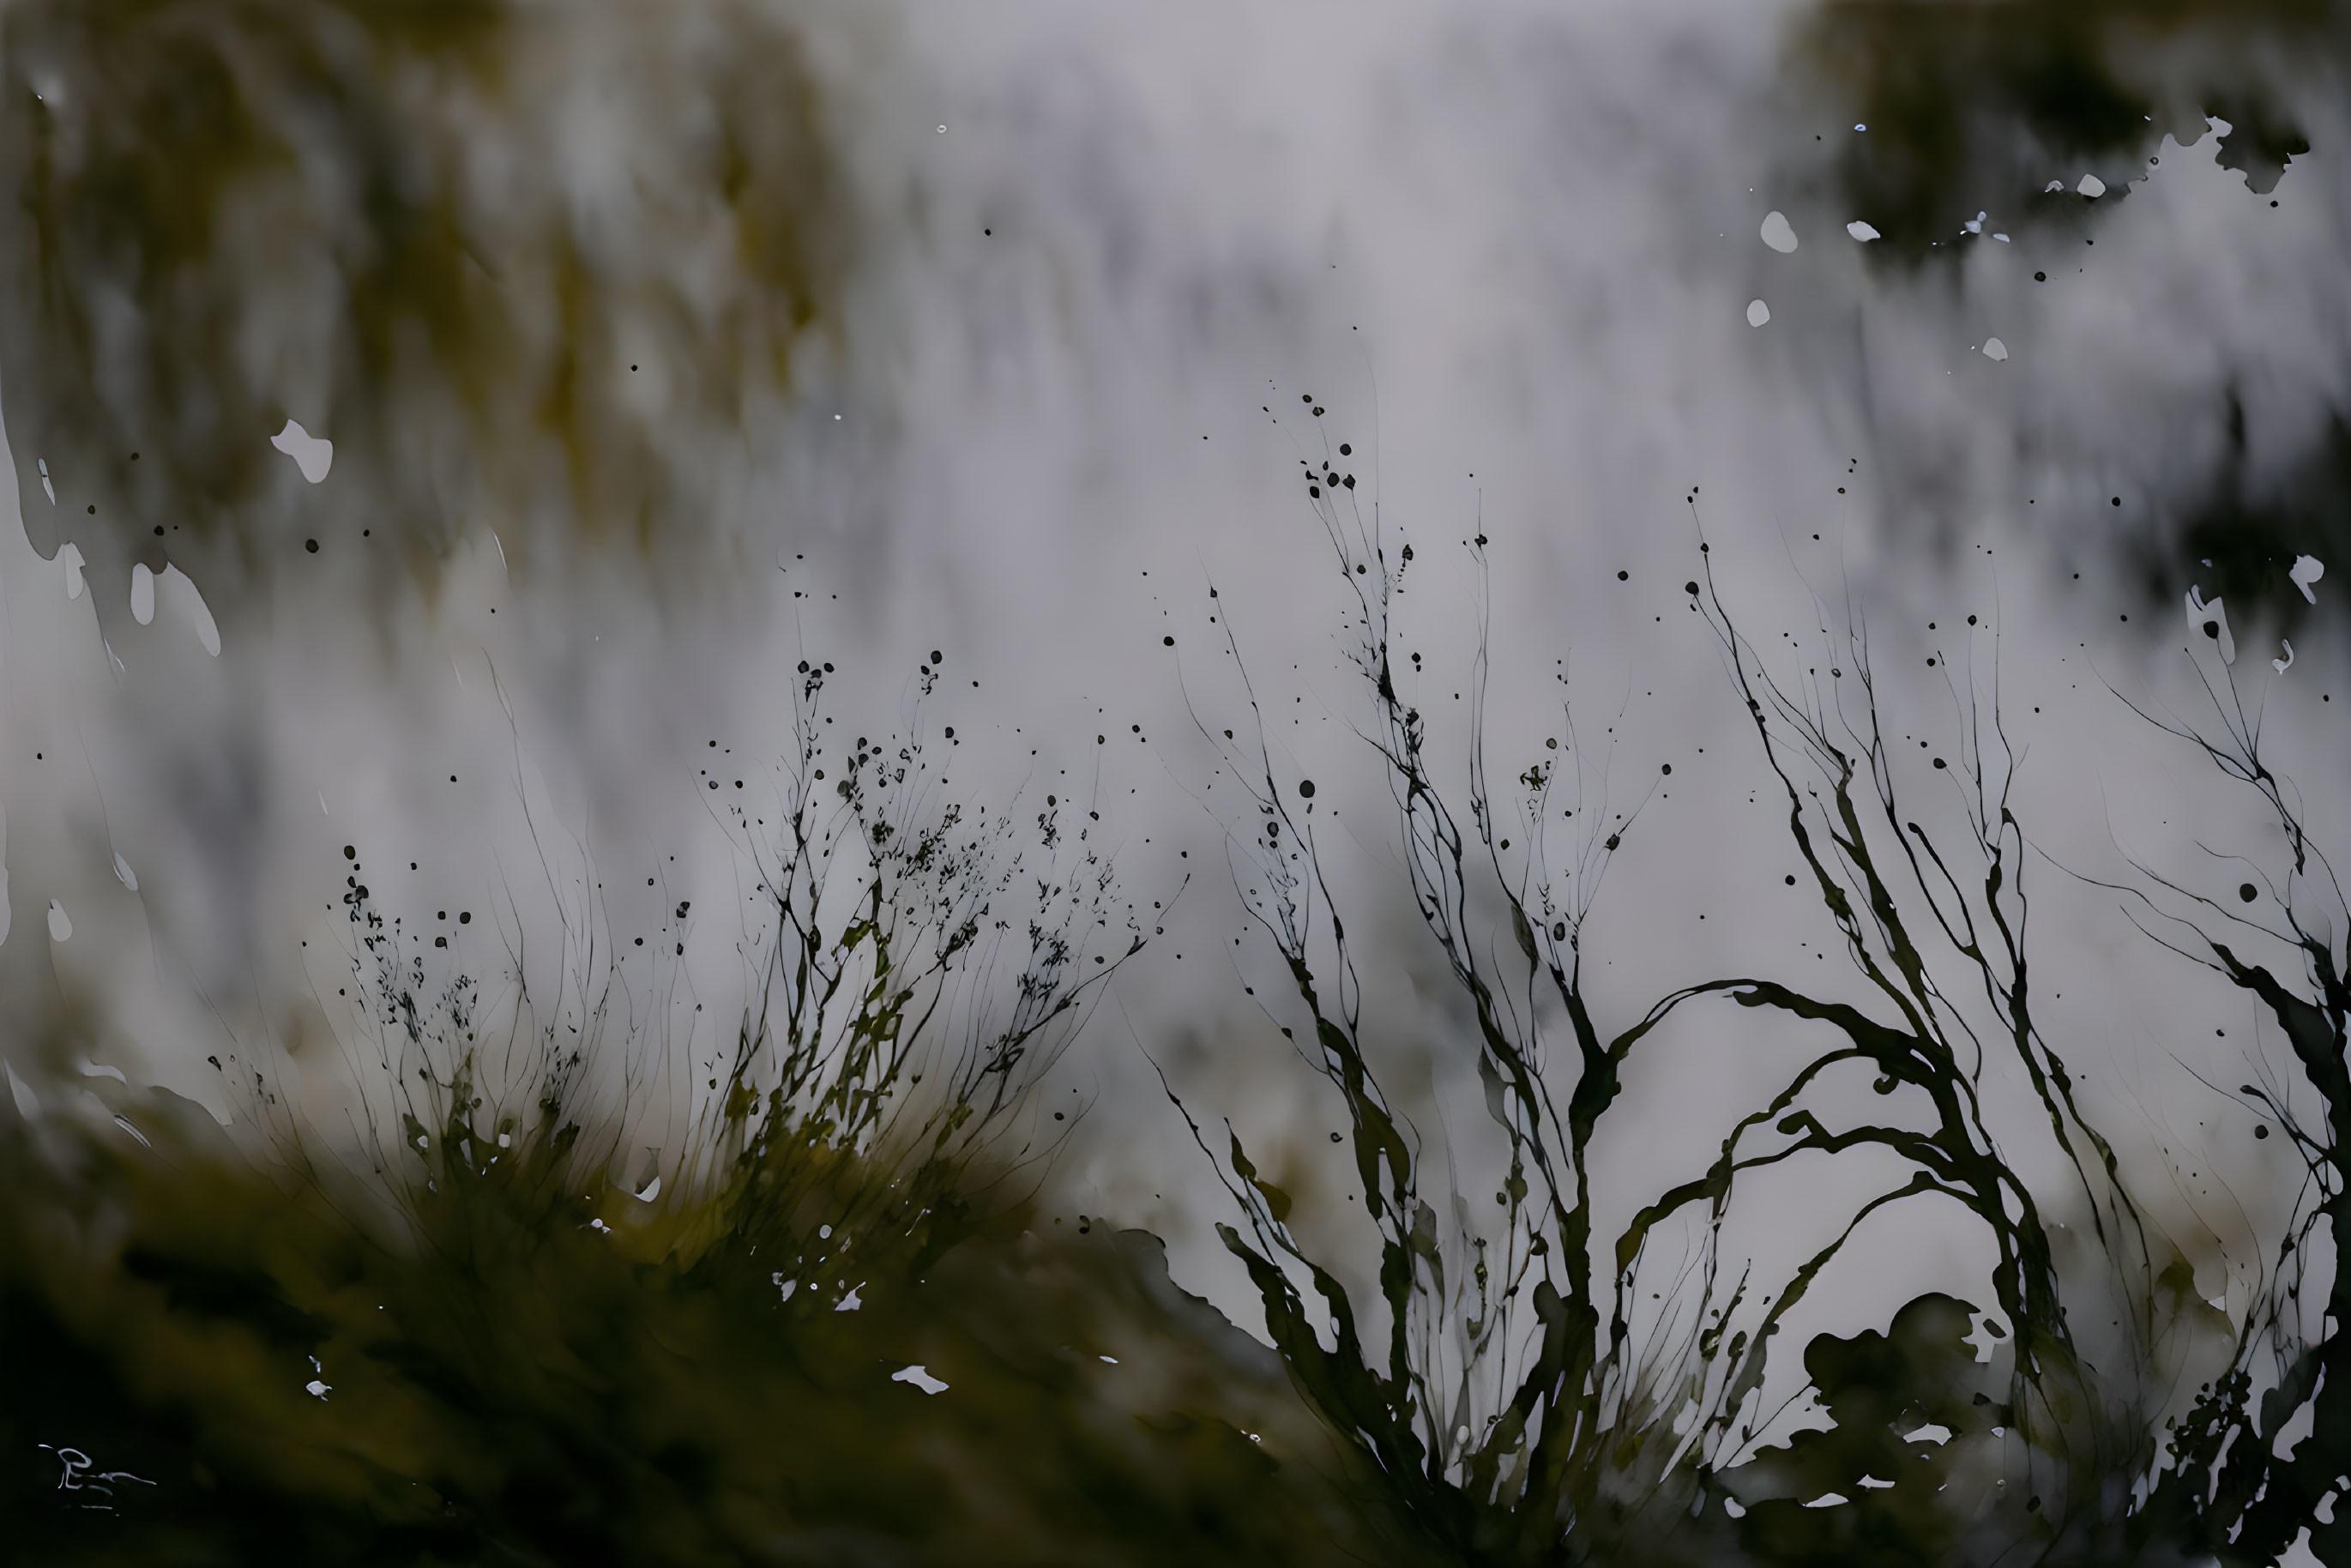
{"left": 2, "top": 0, "right": 2346, "bottom": 1468}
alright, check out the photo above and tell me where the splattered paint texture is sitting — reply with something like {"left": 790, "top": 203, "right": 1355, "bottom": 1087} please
{"left": 3, "top": 3, "right": 2350, "bottom": 1565}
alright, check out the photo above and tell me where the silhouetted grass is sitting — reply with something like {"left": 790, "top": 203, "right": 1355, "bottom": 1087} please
{"left": 1176, "top": 409, "right": 2343, "bottom": 1566}
{"left": 0, "top": 652, "right": 1399, "bottom": 1567}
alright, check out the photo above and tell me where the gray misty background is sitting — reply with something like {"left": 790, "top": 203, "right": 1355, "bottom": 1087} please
{"left": 1, "top": 0, "right": 2346, "bottom": 1465}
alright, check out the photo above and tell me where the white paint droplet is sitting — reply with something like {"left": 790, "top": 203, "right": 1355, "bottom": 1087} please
{"left": 130, "top": 563, "right": 154, "bottom": 625}
{"left": 2276, "top": 639, "right": 2296, "bottom": 675}
{"left": 1846, "top": 220, "right": 1881, "bottom": 241}
{"left": 1982, "top": 338, "right": 2009, "bottom": 361}
{"left": 633, "top": 1174, "right": 661, "bottom": 1203}
{"left": 1760, "top": 211, "right": 1799, "bottom": 253}
{"left": 6, "top": 1064, "right": 38, "bottom": 1118}
{"left": 2045, "top": 179, "right": 2066, "bottom": 193}
{"left": 2077, "top": 173, "right": 2107, "bottom": 198}
{"left": 836, "top": 1282, "right": 865, "bottom": 1312}
{"left": 1904, "top": 1423, "right": 1953, "bottom": 1445}
{"left": 46, "top": 900, "right": 71, "bottom": 942}
{"left": 270, "top": 419, "right": 334, "bottom": 483}
{"left": 1746, "top": 299, "right": 1771, "bottom": 328}
{"left": 893, "top": 1364, "right": 949, "bottom": 1394}
{"left": 2291, "top": 554, "right": 2324, "bottom": 603}
{"left": 57, "top": 541, "right": 85, "bottom": 600}
{"left": 160, "top": 565, "right": 221, "bottom": 655}
{"left": 112, "top": 853, "right": 137, "bottom": 891}
{"left": 1804, "top": 1493, "right": 1849, "bottom": 1509}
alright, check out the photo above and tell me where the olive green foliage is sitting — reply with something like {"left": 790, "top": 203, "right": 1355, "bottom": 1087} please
{"left": 0, "top": 648, "right": 1406, "bottom": 1566}
{"left": 0, "top": 1086, "right": 1393, "bottom": 1567}
{"left": 1789, "top": 0, "right": 2334, "bottom": 264}
{"left": 0, "top": 0, "right": 848, "bottom": 627}
{"left": 1716, "top": 1294, "right": 2009, "bottom": 1568}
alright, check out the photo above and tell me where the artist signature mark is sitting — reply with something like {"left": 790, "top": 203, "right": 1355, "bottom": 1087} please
{"left": 36, "top": 1444, "right": 156, "bottom": 1512}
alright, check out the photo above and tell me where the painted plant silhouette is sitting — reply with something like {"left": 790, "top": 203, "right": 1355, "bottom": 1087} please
{"left": 1179, "top": 406, "right": 2349, "bottom": 1566}
{"left": 2, "top": 649, "right": 1394, "bottom": 1567}
{"left": 4, "top": 431, "right": 2348, "bottom": 1565}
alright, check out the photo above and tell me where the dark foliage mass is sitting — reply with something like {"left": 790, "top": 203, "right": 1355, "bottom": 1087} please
{"left": 0, "top": 0, "right": 848, "bottom": 631}
{"left": 1, "top": 652, "right": 1396, "bottom": 1566}
{"left": 1783, "top": 3, "right": 2351, "bottom": 627}
{"left": 1790, "top": 0, "right": 2335, "bottom": 263}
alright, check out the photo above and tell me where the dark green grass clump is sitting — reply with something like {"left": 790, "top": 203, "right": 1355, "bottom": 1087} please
{"left": 0, "top": 644, "right": 1408, "bottom": 1567}
{"left": 0, "top": 1082, "right": 1399, "bottom": 1567}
